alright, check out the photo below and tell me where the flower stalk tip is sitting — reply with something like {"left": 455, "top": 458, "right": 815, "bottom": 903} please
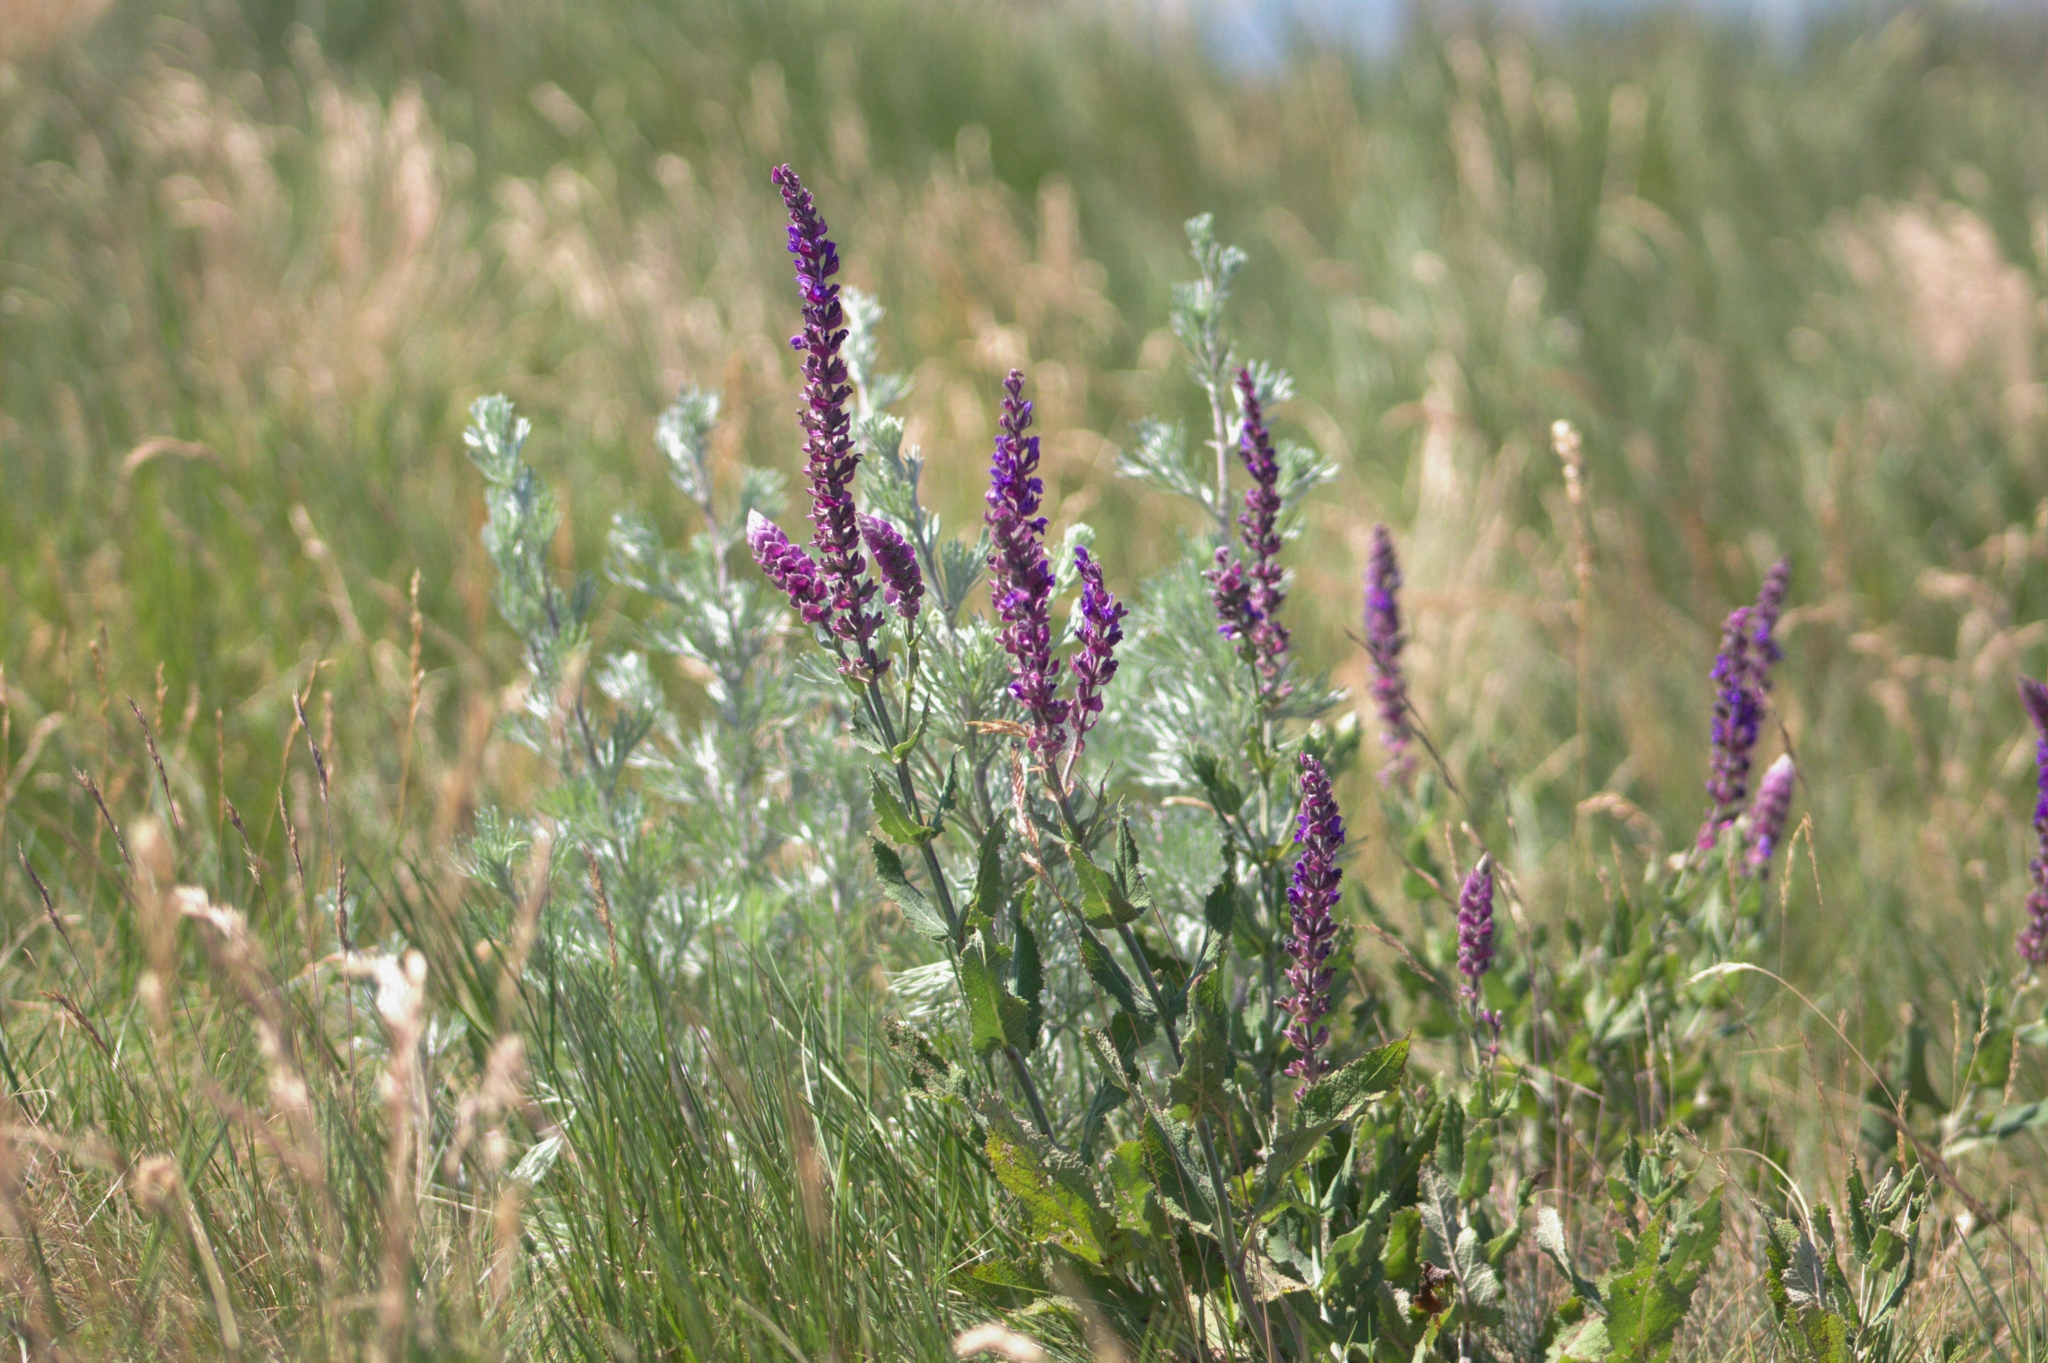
{"left": 1456, "top": 856, "right": 1495, "bottom": 990}
{"left": 1745, "top": 754, "right": 1796, "bottom": 878}
{"left": 858, "top": 513, "right": 923, "bottom": 620}
{"left": 748, "top": 510, "right": 831, "bottom": 626}
{"left": 1068, "top": 545, "right": 1126, "bottom": 760}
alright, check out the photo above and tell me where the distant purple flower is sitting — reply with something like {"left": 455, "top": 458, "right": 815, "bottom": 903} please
{"left": 1364, "top": 525, "right": 1415, "bottom": 785}
{"left": 859, "top": 513, "right": 923, "bottom": 620}
{"left": 1283, "top": 753, "right": 1344, "bottom": 1095}
{"left": 1068, "top": 546, "right": 1125, "bottom": 755}
{"left": 2017, "top": 675, "right": 2048, "bottom": 968}
{"left": 1233, "top": 369, "right": 1289, "bottom": 687}
{"left": 986, "top": 369, "right": 1069, "bottom": 758}
{"left": 1698, "top": 605, "right": 1762, "bottom": 850}
{"left": 1456, "top": 857, "right": 1495, "bottom": 991}
{"left": 1745, "top": 755, "right": 1796, "bottom": 878}
{"left": 1750, "top": 557, "right": 1791, "bottom": 683}
{"left": 772, "top": 164, "right": 881, "bottom": 664}
{"left": 748, "top": 511, "right": 831, "bottom": 626}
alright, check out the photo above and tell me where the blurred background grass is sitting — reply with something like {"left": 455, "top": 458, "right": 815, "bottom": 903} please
{"left": 3, "top": 0, "right": 2047, "bottom": 1352}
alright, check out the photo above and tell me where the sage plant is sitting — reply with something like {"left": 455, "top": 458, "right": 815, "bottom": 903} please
{"left": 1283, "top": 753, "right": 1344, "bottom": 1091}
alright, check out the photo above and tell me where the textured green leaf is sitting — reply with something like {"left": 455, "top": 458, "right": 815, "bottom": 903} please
{"left": 1535, "top": 1207, "right": 1602, "bottom": 1308}
{"left": 1296, "top": 1038, "right": 1409, "bottom": 1127}
{"left": 979, "top": 1097, "right": 1113, "bottom": 1265}
{"left": 969, "top": 820, "right": 1007, "bottom": 921}
{"left": 1013, "top": 913, "right": 1044, "bottom": 1052}
{"left": 1166, "top": 966, "right": 1231, "bottom": 1118}
{"left": 869, "top": 771, "right": 934, "bottom": 845}
{"left": 1114, "top": 818, "right": 1155, "bottom": 913}
{"left": 1601, "top": 1190, "right": 1723, "bottom": 1363}
{"left": 872, "top": 838, "right": 950, "bottom": 940}
{"left": 1076, "top": 924, "right": 1154, "bottom": 1025}
{"left": 1190, "top": 749, "right": 1246, "bottom": 816}
{"left": 960, "top": 925, "right": 1031, "bottom": 1058}
{"left": 1070, "top": 841, "right": 1141, "bottom": 928}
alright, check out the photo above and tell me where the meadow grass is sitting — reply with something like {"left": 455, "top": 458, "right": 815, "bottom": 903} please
{"left": 1, "top": 0, "right": 2046, "bottom": 1357}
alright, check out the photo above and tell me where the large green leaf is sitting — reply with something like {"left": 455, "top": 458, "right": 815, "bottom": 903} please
{"left": 979, "top": 1098, "right": 1114, "bottom": 1265}
{"left": 960, "top": 924, "right": 1032, "bottom": 1058}
{"left": 1296, "top": 1039, "right": 1410, "bottom": 1127}
{"left": 1603, "top": 1190, "right": 1723, "bottom": 1363}
{"left": 869, "top": 771, "right": 935, "bottom": 845}
{"left": 1070, "top": 840, "right": 1142, "bottom": 928}
{"left": 871, "top": 838, "right": 950, "bottom": 940}
{"left": 1167, "top": 966, "right": 1232, "bottom": 1118}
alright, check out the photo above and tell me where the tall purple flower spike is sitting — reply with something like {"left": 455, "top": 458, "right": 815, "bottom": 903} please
{"left": 2017, "top": 676, "right": 2048, "bottom": 968}
{"left": 1205, "top": 370, "right": 1292, "bottom": 699}
{"left": 1698, "top": 564, "right": 1791, "bottom": 850}
{"left": 1233, "top": 369, "right": 1289, "bottom": 685}
{"left": 1745, "top": 754, "right": 1796, "bottom": 878}
{"left": 1283, "top": 753, "right": 1344, "bottom": 1095}
{"left": 986, "top": 369, "right": 1069, "bottom": 758}
{"left": 1069, "top": 546, "right": 1126, "bottom": 758}
{"left": 1364, "top": 525, "right": 1415, "bottom": 785}
{"left": 772, "top": 164, "right": 881, "bottom": 664}
{"left": 748, "top": 511, "right": 831, "bottom": 626}
{"left": 1456, "top": 857, "right": 1495, "bottom": 991}
{"left": 859, "top": 513, "right": 923, "bottom": 621}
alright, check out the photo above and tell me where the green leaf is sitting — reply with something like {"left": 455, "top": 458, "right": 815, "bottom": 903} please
{"left": 1190, "top": 749, "right": 1246, "bottom": 816}
{"left": 1535, "top": 1207, "right": 1602, "bottom": 1308}
{"left": 969, "top": 820, "right": 1007, "bottom": 921}
{"left": 979, "top": 1097, "right": 1114, "bottom": 1265}
{"left": 1077, "top": 925, "right": 1154, "bottom": 1026}
{"left": 1114, "top": 819, "right": 1155, "bottom": 913}
{"left": 887, "top": 703, "right": 931, "bottom": 762}
{"left": 1070, "top": 841, "right": 1141, "bottom": 927}
{"left": 1602, "top": 1191, "right": 1724, "bottom": 1363}
{"left": 1013, "top": 914, "right": 1044, "bottom": 1052}
{"left": 872, "top": 839, "right": 950, "bottom": 940}
{"left": 960, "top": 925, "right": 1032, "bottom": 1058}
{"left": 1166, "top": 966, "right": 1232, "bottom": 1118}
{"left": 1296, "top": 1039, "right": 1409, "bottom": 1127}
{"left": 870, "top": 771, "right": 935, "bottom": 845}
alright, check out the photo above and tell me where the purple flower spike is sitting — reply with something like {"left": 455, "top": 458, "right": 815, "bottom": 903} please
{"left": 772, "top": 164, "right": 881, "bottom": 665}
{"left": 1283, "top": 753, "right": 1345, "bottom": 1095}
{"left": 1233, "top": 369, "right": 1290, "bottom": 687}
{"left": 1456, "top": 857, "right": 1496, "bottom": 992}
{"left": 1069, "top": 546, "right": 1126, "bottom": 754}
{"left": 748, "top": 510, "right": 831, "bottom": 626}
{"left": 859, "top": 513, "right": 923, "bottom": 620}
{"left": 985, "top": 369, "right": 1070, "bottom": 758}
{"left": 2017, "top": 675, "right": 2048, "bottom": 967}
{"left": 1207, "top": 545, "right": 1258, "bottom": 645}
{"left": 1746, "top": 754, "right": 1796, "bottom": 878}
{"left": 1364, "top": 525, "right": 1415, "bottom": 785}
{"left": 1699, "top": 605, "right": 1763, "bottom": 850}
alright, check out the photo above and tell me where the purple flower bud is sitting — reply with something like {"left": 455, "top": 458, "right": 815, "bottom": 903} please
{"left": 1745, "top": 754, "right": 1796, "bottom": 878}
{"left": 1364, "top": 525, "right": 1415, "bottom": 785}
{"left": 1283, "top": 753, "right": 1344, "bottom": 1094}
{"left": 2017, "top": 675, "right": 2048, "bottom": 967}
{"left": 772, "top": 165, "right": 882, "bottom": 666}
{"left": 1069, "top": 545, "right": 1125, "bottom": 751}
{"left": 747, "top": 510, "right": 831, "bottom": 625}
{"left": 985, "top": 369, "right": 1069, "bottom": 758}
{"left": 1456, "top": 857, "right": 1495, "bottom": 991}
{"left": 1750, "top": 556, "right": 1791, "bottom": 682}
{"left": 858, "top": 513, "right": 923, "bottom": 620}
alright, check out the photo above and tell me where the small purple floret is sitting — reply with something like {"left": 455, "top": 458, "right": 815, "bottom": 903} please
{"left": 985, "top": 369, "right": 1070, "bottom": 758}
{"left": 1746, "top": 754, "right": 1796, "bottom": 878}
{"left": 1364, "top": 525, "right": 1415, "bottom": 785}
{"left": 748, "top": 511, "right": 831, "bottom": 626}
{"left": 858, "top": 513, "right": 923, "bottom": 620}
{"left": 1283, "top": 753, "right": 1344, "bottom": 1095}
{"left": 2017, "top": 675, "right": 2048, "bottom": 967}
